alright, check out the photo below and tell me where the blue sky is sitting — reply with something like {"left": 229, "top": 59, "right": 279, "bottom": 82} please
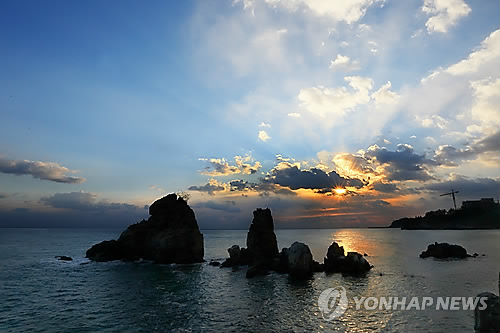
{"left": 1, "top": 0, "right": 499, "bottom": 228}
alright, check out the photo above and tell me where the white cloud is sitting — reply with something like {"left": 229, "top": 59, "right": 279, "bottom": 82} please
{"left": 421, "top": 0, "right": 471, "bottom": 34}
{"left": 259, "top": 122, "right": 272, "bottom": 128}
{"left": 445, "top": 30, "right": 500, "bottom": 76}
{"left": 261, "top": 0, "right": 385, "bottom": 24}
{"left": 468, "top": 78, "right": 500, "bottom": 135}
{"left": 258, "top": 130, "right": 271, "bottom": 142}
{"left": 288, "top": 112, "right": 301, "bottom": 118}
{"left": 403, "top": 29, "right": 500, "bottom": 142}
{"left": 329, "top": 54, "right": 360, "bottom": 71}
{"left": 418, "top": 115, "right": 448, "bottom": 129}
{"left": 371, "top": 81, "right": 399, "bottom": 105}
{"left": 298, "top": 76, "right": 373, "bottom": 118}
{"left": 199, "top": 156, "right": 262, "bottom": 176}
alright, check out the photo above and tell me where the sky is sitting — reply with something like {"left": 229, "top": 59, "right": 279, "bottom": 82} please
{"left": 0, "top": 0, "right": 499, "bottom": 229}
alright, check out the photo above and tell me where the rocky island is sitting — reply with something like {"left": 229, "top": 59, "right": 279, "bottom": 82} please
{"left": 220, "top": 207, "right": 372, "bottom": 278}
{"left": 86, "top": 193, "right": 204, "bottom": 264}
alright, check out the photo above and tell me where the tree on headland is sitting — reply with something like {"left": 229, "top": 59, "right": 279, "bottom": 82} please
{"left": 176, "top": 191, "right": 191, "bottom": 202}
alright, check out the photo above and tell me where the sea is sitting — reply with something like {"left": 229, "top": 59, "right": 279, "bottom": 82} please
{"left": 0, "top": 228, "right": 499, "bottom": 333}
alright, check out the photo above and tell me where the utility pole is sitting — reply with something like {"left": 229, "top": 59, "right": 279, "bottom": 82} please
{"left": 440, "top": 189, "right": 459, "bottom": 210}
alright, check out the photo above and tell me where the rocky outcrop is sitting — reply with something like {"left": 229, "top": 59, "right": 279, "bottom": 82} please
{"left": 221, "top": 245, "right": 251, "bottom": 267}
{"left": 475, "top": 292, "right": 500, "bottom": 332}
{"left": 419, "top": 242, "right": 469, "bottom": 259}
{"left": 246, "top": 208, "right": 279, "bottom": 264}
{"left": 86, "top": 193, "right": 204, "bottom": 264}
{"left": 219, "top": 208, "right": 326, "bottom": 279}
{"left": 287, "top": 242, "right": 314, "bottom": 278}
{"left": 324, "top": 242, "right": 372, "bottom": 275}
{"left": 221, "top": 208, "right": 279, "bottom": 270}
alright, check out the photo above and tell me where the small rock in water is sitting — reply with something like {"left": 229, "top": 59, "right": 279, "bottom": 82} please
{"left": 55, "top": 255, "right": 73, "bottom": 261}
{"left": 419, "top": 242, "right": 469, "bottom": 259}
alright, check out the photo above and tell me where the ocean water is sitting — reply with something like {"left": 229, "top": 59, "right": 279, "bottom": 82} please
{"left": 0, "top": 228, "right": 499, "bottom": 333}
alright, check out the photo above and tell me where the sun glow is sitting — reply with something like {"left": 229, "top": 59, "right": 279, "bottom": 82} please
{"left": 334, "top": 187, "right": 347, "bottom": 195}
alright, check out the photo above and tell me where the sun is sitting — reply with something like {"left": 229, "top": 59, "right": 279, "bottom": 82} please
{"left": 334, "top": 187, "right": 347, "bottom": 195}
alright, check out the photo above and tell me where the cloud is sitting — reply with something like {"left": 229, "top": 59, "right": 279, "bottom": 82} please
{"left": 40, "top": 192, "right": 142, "bottom": 212}
{"left": 263, "top": 161, "right": 365, "bottom": 192}
{"left": 329, "top": 54, "right": 360, "bottom": 71}
{"left": 371, "top": 81, "right": 399, "bottom": 105}
{"left": 476, "top": 130, "right": 500, "bottom": 153}
{"left": 258, "top": 130, "right": 271, "bottom": 142}
{"left": 256, "top": 0, "right": 385, "bottom": 24}
{"left": 433, "top": 130, "right": 500, "bottom": 166}
{"left": 199, "top": 155, "right": 262, "bottom": 176}
{"left": 188, "top": 179, "right": 227, "bottom": 195}
{"left": 193, "top": 200, "right": 241, "bottom": 213}
{"left": 364, "top": 144, "right": 435, "bottom": 181}
{"left": 298, "top": 76, "right": 373, "bottom": 118}
{"left": 0, "top": 193, "right": 7, "bottom": 199}
{"left": 259, "top": 122, "right": 271, "bottom": 128}
{"left": 0, "top": 157, "right": 85, "bottom": 184}
{"left": 445, "top": 30, "right": 499, "bottom": 76}
{"left": 287, "top": 112, "right": 301, "bottom": 118}
{"left": 421, "top": 0, "right": 471, "bottom": 34}
{"left": 371, "top": 181, "right": 400, "bottom": 193}
{"left": 418, "top": 114, "right": 448, "bottom": 129}
{"left": 423, "top": 174, "right": 500, "bottom": 199}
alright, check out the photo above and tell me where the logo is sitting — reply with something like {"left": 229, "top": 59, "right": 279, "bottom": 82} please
{"left": 317, "top": 286, "right": 489, "bottom": 322}
{"left": 318, "top": 286, "right": 348, "bottom": 321}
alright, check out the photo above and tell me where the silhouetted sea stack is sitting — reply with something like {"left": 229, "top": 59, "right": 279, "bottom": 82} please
{"left": 419, "top": 242, "right": 469, "bottom": 259}
{"left": 246, "top": 208, "right": 279, "bottom": 264}
{"left": 221, "top": 208, "right": 279, "bottom": 268}
{"left": 86, "top": 193, "right": 204, "bottom": 264}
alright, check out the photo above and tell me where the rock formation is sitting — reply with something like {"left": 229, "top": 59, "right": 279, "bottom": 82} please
{"left": 287, "top": 242, "right": 314, "bottom": 278}
{"left": 246, "top": 208, "right": 279, "bottom": 264}
{"left": 86, "top": 193, "right": 204, "bottom": 264}
{"left": 221, "top": 208, "right": 278, "bottom": 269}
{"left": 219, "top": 208, "right": 326, "bottom": 279}
{"left": 419, "top": 242, "right": 469, "bottom": 259}
{"left": 475, "top": 291, "right": 500, "bottom": 332}
{"left": 324, "top": 242, "right": 372, "bottom": 275}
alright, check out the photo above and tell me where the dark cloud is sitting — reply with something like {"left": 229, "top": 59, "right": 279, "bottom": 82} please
{"left": 0, "top": 157, "right": 85, "bottom": 184}
{"left": 40, "top": 192, "right": 142, "bottom": 212}
{"left": 188, "top": 179, "right": 226, "bottom": 195}
{"left": 476, "top": 130, "right": 500, "bottom": 153}
{"left": 434, "top": 145, "right": 476, "bottom": 166}
{"left": 423, "top": 175, "right": 500, "bottom": 199}
{"left": 228, "top": 179, "right": 297, "bottom": 196}
{"left": 229, "top": 179, "right": 252, "bottom": 191}
{"left": 193, "top": 200, "right": 241, "bottom": 213}
{"left": 371, "top": 181, "right": 399, "bottom": 193}
{"left": 433, "top": 131, "right": 500, "bottom": 166}
{"left": 365, "top": 144, "right": 435, "bottom": 181}
{"left": 263, "top": 163, "right": 365, "bottom": 192}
